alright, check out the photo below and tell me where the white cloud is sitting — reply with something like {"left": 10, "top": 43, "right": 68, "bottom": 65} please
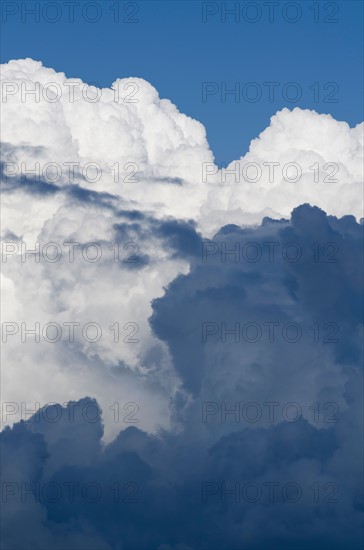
{"left": 1, "top": 59, "right": 363, "bottom": 440}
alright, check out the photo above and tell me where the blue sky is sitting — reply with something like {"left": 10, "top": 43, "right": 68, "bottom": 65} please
{"left": 1, "top": 0, "right": 363, "bottom": 165}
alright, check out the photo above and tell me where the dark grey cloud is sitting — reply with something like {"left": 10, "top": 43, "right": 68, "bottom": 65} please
{"left": 1, "top": 205, "right": 363, "bottom": 549}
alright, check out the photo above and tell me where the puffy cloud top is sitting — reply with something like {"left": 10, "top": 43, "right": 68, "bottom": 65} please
{"left": 1, "top": 59, "right": 363, "bottom": 235}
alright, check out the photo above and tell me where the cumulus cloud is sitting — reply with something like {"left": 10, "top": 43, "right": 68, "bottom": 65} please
{"left": 202, "top": 108, "right": 363, "bottom": 234}
{"left": 1, "top": 204, "right": 363, "bottom": 549}
{"left": 0, "top": 59, "right": 363, "bottom": 549}
{"left": 1, "top": 58, "right": 363, "bottom": 236}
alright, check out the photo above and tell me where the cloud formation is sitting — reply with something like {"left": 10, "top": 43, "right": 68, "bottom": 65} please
{"left": 1, "top": 58, "right": 363, "bottom": 236}
{"left": 0, "top": 59, "right": 363, "bottom": 549}
{"left": 2, "top": 204, "right": 363, "bottom": 549}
